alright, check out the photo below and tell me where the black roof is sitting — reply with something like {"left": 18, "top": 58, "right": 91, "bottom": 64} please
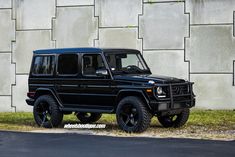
{"left": 33, "top": 48, "right": 102, "bottom": 54}
{"left": 33, "top": 48, "right": 140, "bottom": 54}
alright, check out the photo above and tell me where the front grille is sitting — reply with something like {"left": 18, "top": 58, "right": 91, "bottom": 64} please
{"left": 171, "top": 85, "right": 189, "bottom": 95}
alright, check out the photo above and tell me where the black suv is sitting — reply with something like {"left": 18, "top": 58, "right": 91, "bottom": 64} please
{"left": 26, "top": 48, "right": 195, "bottom": 132}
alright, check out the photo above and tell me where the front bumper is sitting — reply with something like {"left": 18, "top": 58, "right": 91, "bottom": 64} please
{"left": 150, "top": 98, "right": 195, "bottom": 112}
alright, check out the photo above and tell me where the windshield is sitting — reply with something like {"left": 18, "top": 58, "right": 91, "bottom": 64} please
{"left": 104, "top": 51, "right": 151, "bottom": 75}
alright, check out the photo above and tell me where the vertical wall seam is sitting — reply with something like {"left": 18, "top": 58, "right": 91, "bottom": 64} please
{"left": 138, "top": 0, "right": 144, "bottom": 55}
{"left": 93, "top": 0, "right": 99, "bottom": 47}
{"left": 183, "top": 0, "right": 190, "bottom": 81}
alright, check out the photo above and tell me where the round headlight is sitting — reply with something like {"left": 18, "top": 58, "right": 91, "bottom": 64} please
{"left": 156, "top": 87, "right": 163, "bottom": 95}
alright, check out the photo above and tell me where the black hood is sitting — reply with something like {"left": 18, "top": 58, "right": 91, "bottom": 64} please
{"left": 113, "top": 74, "right": 185, "bottom": 84}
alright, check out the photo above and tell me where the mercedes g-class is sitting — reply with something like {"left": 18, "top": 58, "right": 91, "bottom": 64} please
{"left": 26, "top": 48, "right": 195, "bottom": 132}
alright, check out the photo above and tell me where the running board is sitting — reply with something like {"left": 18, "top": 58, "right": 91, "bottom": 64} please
{"left": 61, "top": 107, "right": 114, "bottom": 113}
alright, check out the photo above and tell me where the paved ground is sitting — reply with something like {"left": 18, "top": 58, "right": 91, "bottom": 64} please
{"left": 0, "top": 131, "right": 235, "bottom": 157}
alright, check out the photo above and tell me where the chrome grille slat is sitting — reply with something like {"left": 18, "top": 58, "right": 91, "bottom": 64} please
{"left": 171, "top": 85, "right": 188, "bottom": 95}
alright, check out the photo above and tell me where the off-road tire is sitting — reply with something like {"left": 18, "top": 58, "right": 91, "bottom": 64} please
{"left": 116, "top": 96, "right": 151, "bottom": 133}
{"left": 157, "top": 108, "right": 190, "bottom": 128}
{"left": 76, "top": 113, "right": 102, "bottom": 124}
{"left": 33, "top": 95, "right": 63, "bottom": 128}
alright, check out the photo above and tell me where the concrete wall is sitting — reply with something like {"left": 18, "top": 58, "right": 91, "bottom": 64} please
{"left": 0, "top": 0, "right": 234, "bottom": 112}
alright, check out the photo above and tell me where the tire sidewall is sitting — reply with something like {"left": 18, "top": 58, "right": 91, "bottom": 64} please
{"left": 116, "top": 96, "right": 149, "bottom": 132}
{"left": 33, "top": 95, "right": 63, "bottom": 128}
{"left": 158, "top": 108, "right": 190, "bottom": 128}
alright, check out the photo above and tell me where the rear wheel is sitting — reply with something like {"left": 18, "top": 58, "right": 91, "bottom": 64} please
{"left": 33, "top": 95, "right": 63, "bottom": 128}
{"left": 116, "top": 96, "right": 151, "bottom": 133}
{"left": 76, "top": 112, "right": 102, "bottom": 124}
{"left": 157, "top": 108, "right": 190, "bottom": 128}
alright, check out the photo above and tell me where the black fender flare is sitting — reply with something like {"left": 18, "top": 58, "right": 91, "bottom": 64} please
{"left": 35, "top": 88, "right": 63, "bottom": 107}
{"left": 116, "top": 89, "right": 152, "bottom": 110}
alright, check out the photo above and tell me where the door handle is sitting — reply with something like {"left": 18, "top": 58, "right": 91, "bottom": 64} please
{"left": 80, "top": 85, "right": 87, "bottom": 88}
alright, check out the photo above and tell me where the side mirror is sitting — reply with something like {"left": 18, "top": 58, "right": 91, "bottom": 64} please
{"left": 96, "top": 69, "right": 108, "bottom": 76}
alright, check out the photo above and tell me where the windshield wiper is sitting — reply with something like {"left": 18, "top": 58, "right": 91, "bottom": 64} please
{"left": 122, "top": 68, "right": 143, "bottom": 74}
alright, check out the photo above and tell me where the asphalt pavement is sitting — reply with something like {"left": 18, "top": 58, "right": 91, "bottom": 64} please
{"left": 0, "top": 131, "right": 235, "bottom": 157}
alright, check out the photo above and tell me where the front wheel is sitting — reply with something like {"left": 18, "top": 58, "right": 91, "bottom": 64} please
{"left": 157, "top": 108, "right": 190, "bottom": 128}
{"left": 116, "top": 96, "right": 151, "bottom": 133}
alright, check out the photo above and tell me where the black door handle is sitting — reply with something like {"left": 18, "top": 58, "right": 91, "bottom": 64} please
{"left": 80, "top": 85, "right": 87, "bottom": 88}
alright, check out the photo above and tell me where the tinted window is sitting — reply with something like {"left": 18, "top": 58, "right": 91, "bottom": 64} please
{"left": 32, "top": 56, "right": 54, "bottom": 75}
{"left": 83, "top": 54, "right": 105, "bottom": 76}
{"left": 104, "top": 52, "right": 149, "bottom": 75}
{"left": 58, "top": 54, "right": 78, "bottom": 75}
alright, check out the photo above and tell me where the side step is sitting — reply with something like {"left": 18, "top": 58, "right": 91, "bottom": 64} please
{"left": 61, "top": 107, "right": 114, "bottom": 113}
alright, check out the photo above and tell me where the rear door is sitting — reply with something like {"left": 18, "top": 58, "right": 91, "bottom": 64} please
{"left": 54, "top": 53, "right": 82, "bottom": 106}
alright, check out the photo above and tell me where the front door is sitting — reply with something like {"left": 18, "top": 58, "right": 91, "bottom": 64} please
{"left": 79, "top": 53, "right": 115, "bottom": 108}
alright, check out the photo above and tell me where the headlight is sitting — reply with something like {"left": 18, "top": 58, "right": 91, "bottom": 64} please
{"left": 156, "top": 87, "right": 163, "bottom": 95}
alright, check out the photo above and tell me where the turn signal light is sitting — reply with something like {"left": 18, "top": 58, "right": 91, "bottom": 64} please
{"left": 146, "top": 89, "right": 152, "bottom": 93}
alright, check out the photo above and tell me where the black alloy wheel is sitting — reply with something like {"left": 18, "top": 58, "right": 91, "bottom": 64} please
{"left": 116, "top": 96, "right": 151, "bottom": 133}
{"left": 33, "top": 95, "right": 63, "bottom": 128}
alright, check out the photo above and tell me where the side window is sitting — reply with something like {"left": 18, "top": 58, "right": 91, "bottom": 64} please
{"left": 58, "top": 54, "right": 78, "bottom": 75}
{"left": 32, "top": 56, "right": 55, "bottom": 75}
{"left": 83, "top": 54, "right": 105, "bottom": 76}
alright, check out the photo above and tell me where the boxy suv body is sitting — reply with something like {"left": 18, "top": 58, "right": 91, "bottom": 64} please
{"left": 26, "top": 48, "right": 195, "bottom": 132}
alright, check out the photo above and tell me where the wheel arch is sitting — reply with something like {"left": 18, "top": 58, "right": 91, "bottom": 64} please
{"left": 34, "top": 88, "right": 63, "bottom": 107}
{"left": 115, "top": 89, "right": 151, "bottom": 111}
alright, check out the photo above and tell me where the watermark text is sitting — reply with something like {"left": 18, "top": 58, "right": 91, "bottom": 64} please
{"left": 64, "top": 123, "right": 106, "bottom": 129}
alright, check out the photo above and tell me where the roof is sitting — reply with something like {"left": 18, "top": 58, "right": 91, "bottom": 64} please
{"left": 33, "top": 47, "right": 103, "bottom": 54}
{"left": 33, "top": 47, "right": 140, "bottom": 54}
